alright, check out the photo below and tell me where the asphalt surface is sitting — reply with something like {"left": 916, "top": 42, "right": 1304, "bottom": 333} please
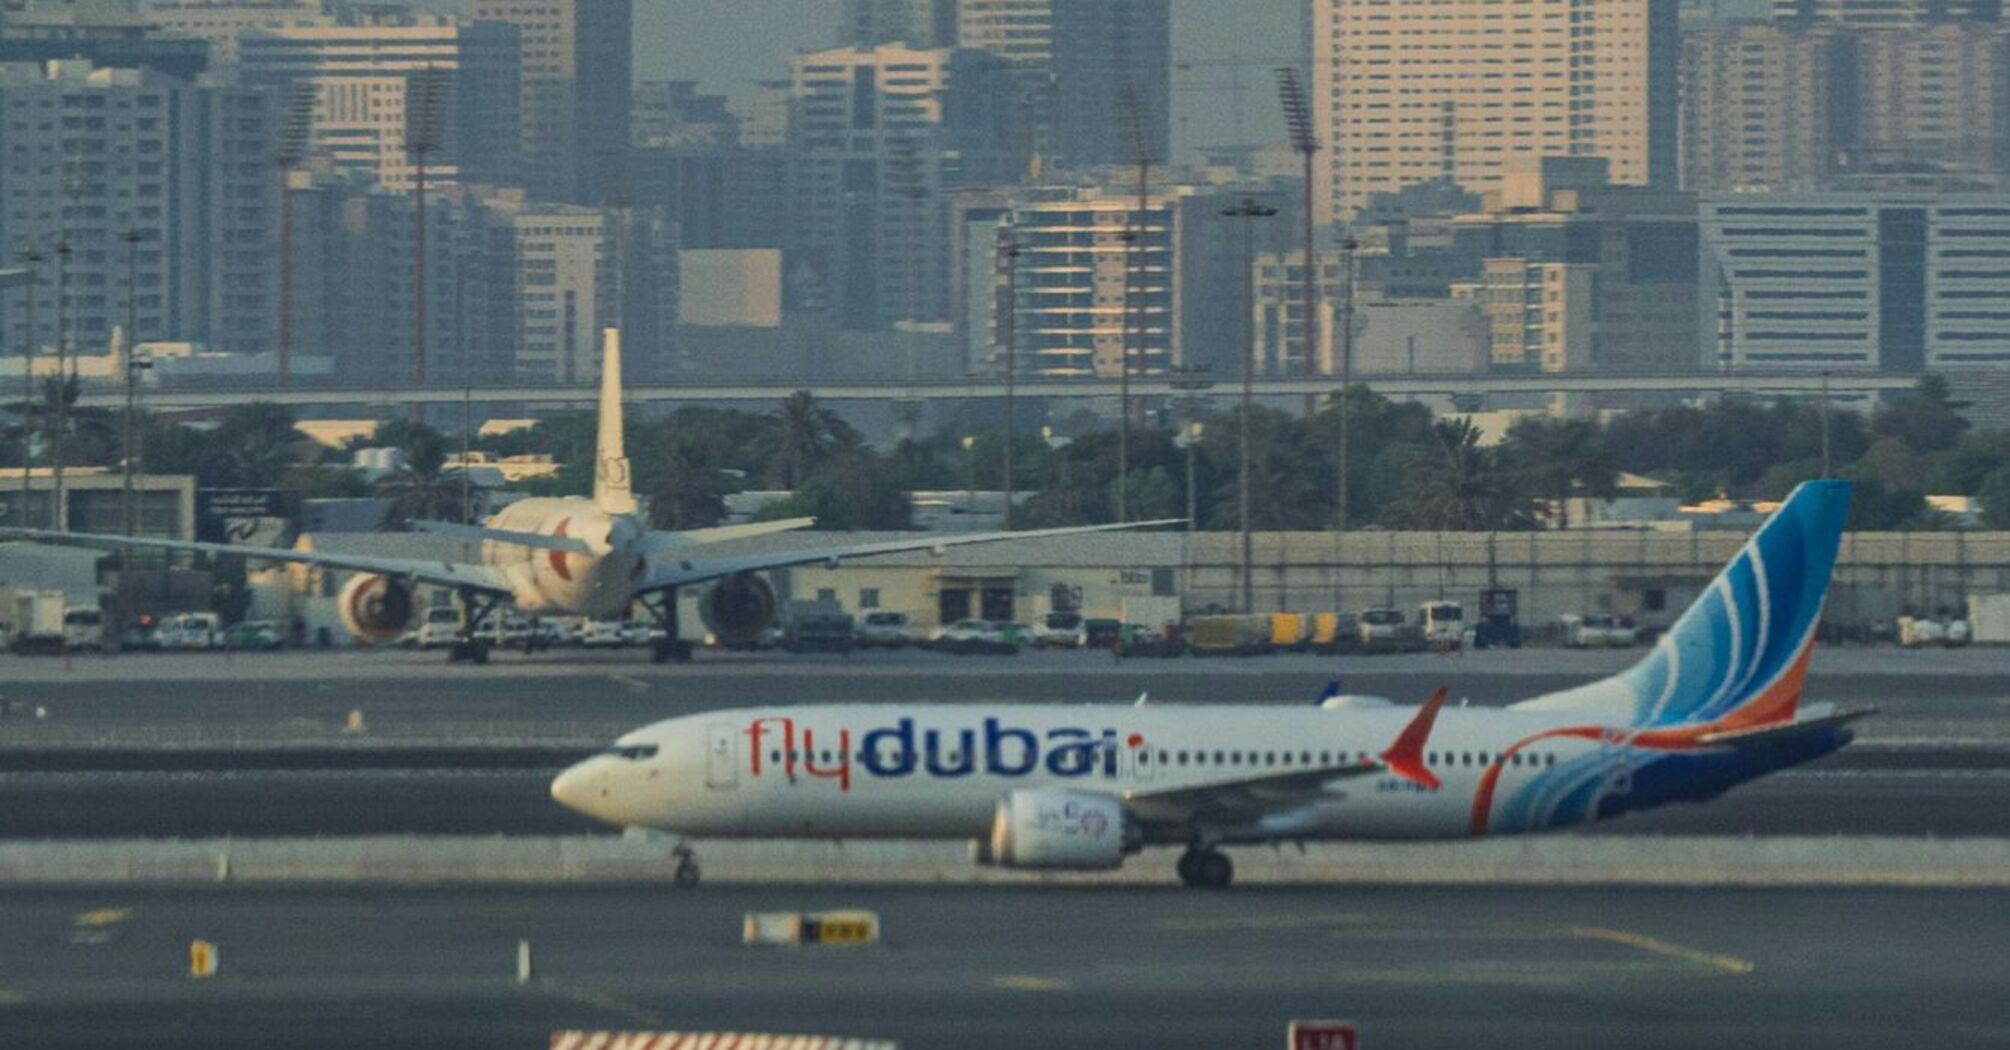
{"left": 0, "top": 884, "right": 2004, "bottom": 1050}
{"left": 1, "top": 646, "right": 2005, "bottom": 748}
{"left": 2, "top": 748, "right": 2006, "bottom": 839}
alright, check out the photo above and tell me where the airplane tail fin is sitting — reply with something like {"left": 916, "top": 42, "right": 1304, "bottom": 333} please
{"left": 593, "top": 328, "right": 636, "bottom": 516}
{"left": 1513, "top": 479, "right": 1852, "bottom": 732}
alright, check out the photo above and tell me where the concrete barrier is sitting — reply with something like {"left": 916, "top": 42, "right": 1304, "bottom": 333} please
{"left": 0, "top": 835, "right": 2007, "bottom": 887}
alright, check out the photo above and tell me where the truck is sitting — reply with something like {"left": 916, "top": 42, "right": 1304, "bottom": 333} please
{"left": 1356, "top": 608, "right": 1428, "bottom": 654}
{"left": 62, "top": 606, "right": 108, "bottom": 652}
{"left": 1968, "top": 594, "right": 2010, "bottom": 645}
{"left": 1418, "top": 601, "right": 1464, "bottom": 651}
{"left": 7, "top": 589, "right": 68, "bottom": 654}
{"left": 780, "top": 600, "right": 855, "bottom": 654}
{"left": 1186, "top": 615, "right": 1269, "bottom": 657}
{"left": 1471, "top": 588, "right": 1523, "bottom": 649}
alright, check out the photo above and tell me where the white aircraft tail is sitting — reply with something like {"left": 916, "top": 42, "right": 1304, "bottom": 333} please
{"left": 594, "top": 328, "right": 637, "bottom": 516}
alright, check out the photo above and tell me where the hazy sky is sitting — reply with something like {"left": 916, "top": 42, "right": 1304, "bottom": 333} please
{"left": 637, "top": 0, "right": 1301, "bottom": 162}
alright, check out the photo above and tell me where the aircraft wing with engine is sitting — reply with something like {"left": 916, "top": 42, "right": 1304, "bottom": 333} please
{"left": 634, "top": 518, "right": 1183, "bottom": 592}
{"left": 0, "top": 527, "right": 512, "bottom": 595}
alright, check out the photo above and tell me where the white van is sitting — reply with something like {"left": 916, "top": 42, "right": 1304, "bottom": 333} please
{"left": 156, "top": 612, "right": 222, "bottom": 651}
{"left": 61, "top": 607, "right": 107, "bottom": 652}
{"left": 417, "top": 606, "right": 465, "bottom": 649}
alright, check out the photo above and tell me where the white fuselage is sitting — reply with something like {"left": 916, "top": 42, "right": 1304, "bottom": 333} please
{"left": 480, "top": 499, "right": 646, "bottom": 618}
{"left": 550, "top": 702, "right": 1746, "bottom": 845}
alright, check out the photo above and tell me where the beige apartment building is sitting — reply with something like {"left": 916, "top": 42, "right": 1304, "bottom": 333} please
{"left": 1681, "top": 22, "right": 1837, "bottom": 191}
{"left": 1855, "top": 24, "right": 2009, "bottom": 174}
{"left": 1309, "top": 0, "right": 1678, "bottom": 225}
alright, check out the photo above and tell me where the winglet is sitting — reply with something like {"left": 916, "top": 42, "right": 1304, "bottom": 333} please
{"left": 1315, "top": 680, "right": 1343, "bottom": 706}
{"left": 1379, "top": 687, "right": 1448, "bottom": 790}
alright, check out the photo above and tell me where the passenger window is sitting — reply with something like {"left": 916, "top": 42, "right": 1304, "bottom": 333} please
{"left": 1427, "top": 752, "right": 1437, "bottom": 765}
{"left": 1320, "top": 751, "right": 1332, "bottom": 764}
{"left": 1281, "top": 752, "right": 1293, "bottom": 766}
{"left": 1139, "top": 751, "right": 1150, "bottom": 765}
{"left": 771, "top": 750, "right": 781, "bottom": 763}
{"left": 1301, "top": 751, "right": 1313, "bottom": 765}
{"left": 1546, "top": 754, "right": 1556, "bottom": 767}
{"left": 1213, "top": 751, "right": 1225, "bottom": 765}
{"left": 1177, "top": 750, "right": 1189, "bottom": 764}
{"left": 1158, "top": 750, "right": 1168, "bottom": 765}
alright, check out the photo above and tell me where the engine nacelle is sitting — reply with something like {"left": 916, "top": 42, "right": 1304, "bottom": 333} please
{"left": 336, "top": 573, "right": 419, "bottom": 644}
{"left": 984, "top": 788, "right": 1128, "bottom": 870}
{"left": 698, "top": 572, "right": 777, "bottom": 646}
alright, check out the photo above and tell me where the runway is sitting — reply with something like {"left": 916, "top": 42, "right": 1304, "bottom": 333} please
{"left": 0, "top": 883, "right": 2004, "bottom": 1049}
{"left": 3, "top": 746, "right": 2007, "bottom": 839}
{"left": 2, "top": 646, "right": 2005, "bottom": 748}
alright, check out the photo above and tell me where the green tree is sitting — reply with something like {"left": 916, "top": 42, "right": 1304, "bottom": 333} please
{"left": 645, "top": 446, "right": 727, "bottom": 530}
{"left": 760, "top": 391, "right": 859, "bottom": 489}
{"left": 1873, "top": 375, "right": 1969, "bottom": 455}
{"left": 754, "top": 451, "right": 909, "bottom": 530}
{"left": 1979, "top": 467, "right": 2010, "bottom": 529}
{"left": 1378, "top": 418, "right": 1535, "bottom": 531}
{"left": 375, "top": 426, "right": 463, "bottom": 527}
{"left": 1501, "top": 417, "right": 1619, "bottom": 527}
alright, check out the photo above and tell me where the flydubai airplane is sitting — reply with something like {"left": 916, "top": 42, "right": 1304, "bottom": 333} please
{"left": 2, "top": 329, "right": 1169, "bottom": 664}
{"left": 552, "top": 480, "right": 1870, "bottom": 888}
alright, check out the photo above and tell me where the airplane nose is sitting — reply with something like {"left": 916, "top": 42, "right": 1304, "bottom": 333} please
{"left": 550, "top": 760, "right": 602, "bottom": 816}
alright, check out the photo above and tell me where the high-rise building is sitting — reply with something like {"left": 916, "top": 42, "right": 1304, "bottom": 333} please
{"left": 954, "top": 0, "right": 1169, "bottom": 171}
{"left": 841, "top": 0, "right": 956, "bottom": 47}
{"left": 1308, "top": 0, "right": 1680, "bottom": 225}
{"left": 466, "top": 0, "right": 631, "bottom": 205}
{"left": 239, "top": 17, "right": 521, "bottom": 192}
{"left": 138, "top": 0, "right": 329, "bottom": 71}
{"left": 786, "top": 43, "right": 1023, "bottom": 331}
{"left": 1700, "top": 189, "right": 2010, "bottom": 371}
{"left": 0, "top": 6, "right": 211, "bottom": 78}
{"left": 509, "top": 204, "right": 676, "bottom": 382}
{"left": 0, "top": 60, "right": 276, "bottom": 357}
{"left": 1681, "top": 22, "right": 1839, "bottom": 192}
{"left": 1850, "top": 24, "right": 2008, "bottom": 174}
{"left": 1772, "top": 0, "right": 2001, "bottom": 25}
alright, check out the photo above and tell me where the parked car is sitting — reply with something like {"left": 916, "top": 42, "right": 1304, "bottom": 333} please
{"left": 1357, "top": 608, "right": 1428, "bottom": 653}
{"left": 1032, "top": 611, "right": 1086, "bottom": 649}
{"left": 856, "top": 611, "right": 914, "bottom": 649}
{"left": 1560, "top": 613, "right": 1640, "bottom": 649}
{"left": 1082, "top": 618, "right": 1124, "bottom": 649}
{"left": 155, "top": 612, "right": 223, "bottom": 651}
{"left": 61, "top": 606, "right": 108, "bottom": 652}
{"left": 222, "top": 619, "right": 285, "bottom": 651}
{"left": 930, "top": 619, "right": 1020, "bottom": 655}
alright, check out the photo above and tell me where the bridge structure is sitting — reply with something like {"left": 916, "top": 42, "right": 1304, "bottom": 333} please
{"left": 62, "top": 370, "right": 1922, "bottom": 413}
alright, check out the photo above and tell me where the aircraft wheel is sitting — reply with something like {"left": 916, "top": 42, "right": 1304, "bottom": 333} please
{"left": 1175, "top": 850, "right": 1199, "bottom": 885}
{"left": 673, "top": 858, "right": 700, "bottom": 889}
{"left": 469, "top": 639, "right": 490, "bottom": 665}
{"left": 447, "top": 641, "right": 466, "bottom": 664}
{"left": 1179, "top": 849, "right": 1233, "bottom": 889}
{"left": 651, "top": 639, "right": 673, "bottom": 664}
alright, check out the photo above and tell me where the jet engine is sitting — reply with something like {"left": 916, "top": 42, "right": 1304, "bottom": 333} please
{"left": 698, "top": 572, "right": 777, "bottom": 647}
{"left": 337, "top": 573, "right": 419, "bottom": 644}
{"left": 978, "top": 789, "right": 1129, "bottom": 870}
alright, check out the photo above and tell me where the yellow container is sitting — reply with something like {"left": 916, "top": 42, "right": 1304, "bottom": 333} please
{"left": 1309, "top": 612, "right": 1342, "bottom": 647}
{"left": 1268, "top": 613, "right": 1306, "bottom": 648}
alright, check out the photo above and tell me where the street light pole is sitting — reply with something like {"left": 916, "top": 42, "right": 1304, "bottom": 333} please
{"left": 122, "top": 228, "right": 142, "bottom": 576}
{"left": 16, "top": 249, "right": 41, "bottom": 522}
{"left": 51, "top": 237, "right": 70, "bottom": 530}
{"left": 1222, "top": 198, "right": 1277, "bottom": 615}
{"left": 1335, "top": 236, "right": 1357, "bottom": 530}
{"left": 997, "top": 226, "right": 1019, "bottom": 529}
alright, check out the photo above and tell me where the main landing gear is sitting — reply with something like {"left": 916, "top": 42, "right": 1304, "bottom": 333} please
{"left": 447, "top": 589, "right": 502, "bottom": 665}
{"left": 643, "top": 589, "right": 693, "bottom": 665}
{"left": 672, "top": 842, "right": 700, "bottom": 889}
{"left": 1176, "top": 846, "right": 1234, "bottom": 889}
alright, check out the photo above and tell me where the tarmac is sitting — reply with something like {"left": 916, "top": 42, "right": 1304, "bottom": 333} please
{"left": 0, "top": 883, "right": 2005, "bottom": 1049}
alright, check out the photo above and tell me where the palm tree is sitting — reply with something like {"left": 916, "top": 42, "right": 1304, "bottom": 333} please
{"left": 1504, "top": 417, "right": 1619, "bottom": 528}
{"left": 1381, "top": 418, "right": 1535, "bottom": 531}
{"left": 25, "top": 373, "right": 120, "bottom": 471}
{"left": 376, "top": 428, "right": 462, "bottom": 527}
{"left": 762, "top": 391, "right": 858, "bottom": 489}
{"left": 646, "top": 446, "right": 727, "bottom": 530}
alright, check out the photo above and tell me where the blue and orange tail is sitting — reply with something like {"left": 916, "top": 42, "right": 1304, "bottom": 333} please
{"left": 1515, "top": 480, "right": 1852, "bottom": 732}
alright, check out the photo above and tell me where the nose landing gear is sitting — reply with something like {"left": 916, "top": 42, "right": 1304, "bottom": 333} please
{"left": 672, "top": 842, "right": 700, "bottom": 889}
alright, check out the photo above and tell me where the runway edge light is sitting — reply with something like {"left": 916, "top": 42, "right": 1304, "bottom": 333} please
{"left": 1289, "top": 1019, "right": 1357, "bottom": 1050}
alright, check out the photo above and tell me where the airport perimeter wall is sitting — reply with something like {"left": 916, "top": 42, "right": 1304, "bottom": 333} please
{"left": 3, "top": 836, "right": 2006, "bottom": 888}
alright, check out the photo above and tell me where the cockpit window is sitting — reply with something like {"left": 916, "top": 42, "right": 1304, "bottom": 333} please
{"left": 604, "top": 744, "right": 659, "bottom": 761}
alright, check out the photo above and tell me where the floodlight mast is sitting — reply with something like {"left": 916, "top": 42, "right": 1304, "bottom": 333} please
{"left": 1117, "top": 82, "right": 1155, "bottom": 525}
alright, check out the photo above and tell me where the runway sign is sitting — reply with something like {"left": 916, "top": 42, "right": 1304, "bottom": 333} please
{"left": 1289, "top": 1020, "right": 1358, "bottom": 1050}
{"left": 550, "top": 1033, "right": 898, "bottom": 1050}
{"left": 188, "top": 939, "right": 217, "bottom": 978}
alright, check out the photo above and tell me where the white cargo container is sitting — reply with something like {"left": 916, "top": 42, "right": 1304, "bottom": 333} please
{"left": 8, "top": 589, "right": 67, "bottom": 652}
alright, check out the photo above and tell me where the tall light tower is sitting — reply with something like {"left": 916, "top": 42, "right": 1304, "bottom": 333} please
{"left": 1275, "top": 67, "right": 1321, "bottom": 380}
{"left": 1222, "top": 197, "right": 1276, "bottom": 615}
{"left": 274, "top": 83, "right": 315, "bottom": 388}
{"left": 996, "top": 224, "right": 1020, "bottom": 530}
{"left": 14, "top": 250, "right": 41, "bottom": 521}
{"left": 407, "top": 65, "right": 450, "bottom": 422}
{"left": 1117, "top": 82, "right": 1156, "bottom": 525}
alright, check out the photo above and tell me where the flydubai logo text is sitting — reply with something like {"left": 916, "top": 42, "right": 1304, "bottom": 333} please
{"left": 745, "top": 716, "right": 1140, "bottom": 792}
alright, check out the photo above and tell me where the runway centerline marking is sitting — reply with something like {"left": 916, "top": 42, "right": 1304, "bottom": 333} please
{"left": 72, "top": 908, "right": 131, "bottom": 927}
{"left": 607, "top": 675, "right": 650, "bottom": 693}
{"left": 993, "top": 975, "right": 1071, "bottom": 992}
{"left": 533, "top": 980, "right": 666, "bottom": 1026}
{"left": 1572, "top": 926, "right": 1754, "bottom": 975}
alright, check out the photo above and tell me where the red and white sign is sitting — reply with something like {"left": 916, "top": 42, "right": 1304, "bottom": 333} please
{"left": 1289, "top": 1020, "right": 1359, "bottom": 1050}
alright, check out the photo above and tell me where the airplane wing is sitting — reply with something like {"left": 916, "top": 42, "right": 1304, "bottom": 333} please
{"left": 633, "top": 519, "right": 1182, "bottom": 593}
{"left": 641, "top": 517, "right": 818, "bottom": 553}
{"left": 1125, "top": 760, "right": 1384, "bottom": 824}
{"left": 0, "top": 527, "right": 512, "bottom": 595}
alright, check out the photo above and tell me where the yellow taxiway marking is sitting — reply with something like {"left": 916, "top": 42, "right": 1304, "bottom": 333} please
{"left": 1573, "top": 926, "right": 1755, "bottom": 975}
{"left": 608, "top": 674, "right": 650, "bottom": 693}
{"left": 73, "top": 908, "right": 131, "bottom": 928}
{"left": 993, "top": 975, "right": 1072, "bottom": 992}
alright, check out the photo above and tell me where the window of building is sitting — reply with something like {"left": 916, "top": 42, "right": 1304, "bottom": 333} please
{"left": 859, "top": 588, "right": 880, "bottom": 609}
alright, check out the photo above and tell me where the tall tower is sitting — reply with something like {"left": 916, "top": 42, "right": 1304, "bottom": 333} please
{"left": 466, "top": 0, "right": 631, "bottom": 205}
{"left": 1308, "top": 0, "right": 1677, "bottom": 225}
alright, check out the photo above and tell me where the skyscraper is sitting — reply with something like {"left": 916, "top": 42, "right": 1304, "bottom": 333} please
{"left": 786, "top": 43, "right": 1022, "bottom": 330}
{"left": 841, "top": 0, "right": 956, "bottom": 47}
{"left": 0, "top": 60, "right": 276, "bottom": 357}
{"left": 1681, "top": 22, "right": 1839, "bottom": 191}
{"left": 1772, "top": 0, "right": 2001, "bottom": 24}
{"left": 1308, "top": 0, "right": 1679, "bottom": 225}
{"left": 466, "top": 0, "right": 631, "bottom": 205}
{"left": 955, "top": 0, "right": 1169, "bottom": 171}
